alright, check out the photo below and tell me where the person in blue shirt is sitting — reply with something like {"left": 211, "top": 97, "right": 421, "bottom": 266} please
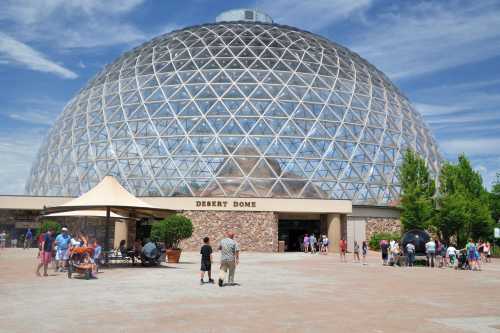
{"left": 92, "top": 239, "right": 102, "bottom": 272}
{"left": 36, "top": 229, "right": 54, "bottom": 277}
{"left": 24, "top": 228, "right": 33, "bottom": 249}
{"left": 55, "top": 227, "right": 71, "bottom": 272}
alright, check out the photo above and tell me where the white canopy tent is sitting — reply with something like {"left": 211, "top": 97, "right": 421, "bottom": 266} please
{"left": 45, "top": 210, "right": 128, "bottom": 219}
{"left": 43, "top": 176, "right": 173, "bottom": 259}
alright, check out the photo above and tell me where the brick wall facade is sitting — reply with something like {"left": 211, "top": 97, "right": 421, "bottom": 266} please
{"left": 365, "top": 217, "right": 401, "bottom": 240}
{"left": 179, "top": 210, "right": 279, "bottom": 252}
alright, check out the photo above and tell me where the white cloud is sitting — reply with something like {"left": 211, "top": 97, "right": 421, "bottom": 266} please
{"left": 257, "top": 0, "right": 373, "bottom": 31}
{"left": 0, "top": 129, "right": 43, "bottom": 194}
{"left": 440, "top": 138, "right": 500, "bottom": 157}
{"left": 0, "top": 32, "right": 77, "bottom": 79}
{"left": 349, "top": 1, "right": 500, "bottom": 79}
{"left": 0, "top": 0, "right": 151, "bottom": 50}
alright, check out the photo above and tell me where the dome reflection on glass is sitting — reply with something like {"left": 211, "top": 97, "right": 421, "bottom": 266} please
{"left": 26, "top": 17, "right": 441, "bottom": 204}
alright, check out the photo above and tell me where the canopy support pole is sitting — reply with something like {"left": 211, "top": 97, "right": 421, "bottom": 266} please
{"left": 104, "top": 206, "right": 110, "bottom": 264}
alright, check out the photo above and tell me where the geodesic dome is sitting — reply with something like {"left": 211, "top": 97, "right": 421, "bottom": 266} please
{"left": 26, "top": 16, "right": 440, "bottom": 205}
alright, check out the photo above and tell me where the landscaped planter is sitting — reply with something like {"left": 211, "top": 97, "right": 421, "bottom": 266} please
{"left": 166, "top": 248, "right": 182, "bottom": 263}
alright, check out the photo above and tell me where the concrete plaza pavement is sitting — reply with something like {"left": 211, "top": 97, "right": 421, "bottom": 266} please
{"left": 1, "top": 248, "right": 500, "bottom": 333}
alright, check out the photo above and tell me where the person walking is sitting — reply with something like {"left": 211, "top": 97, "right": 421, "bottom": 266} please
{"left": 24, "top": 228, "right": 33, "bottom": 249}
{"left": 309, "top": 234, "right": 317, "bottom": 254}
{"left": 36, "top": 229, "right": 55, "bottom": 277}
{"left": 0, "top": 230, "right": 6, "bottom": 249}
{"left": 54, "top": 227, "right": 71, "bottom": 272}
{"left": 200, "top": 237, "right": 214, "bottom": 284}
{"left": 439, "top": 242, "right": 448, "bottom": 268}
{"left": 322, "top": 235, "right": 329, "bottom": 255}
{"left": 10, "top": 230, "right": 17, "bottom": 248}
{"left": 425, "top": 238, "right": 436, "bottom": 268}
{"left": 484, "top": 242, "right": 491, "bottom": 263}
{"left": 353, "top": 241, "right": 360, "bottom": 263}
{"left": 380, "top": 239, "right": 389, "bottom": 265}
{"left": 218, "top": 231, "right": 240, "bottom": 287}
{"left": 339, "top": 238, "right": 347, "bottom": 262}
{"left": 466, "top": 239, "right": 477, "bottom": 270}
{"left": 362, "top": 241, "right": 368, "bottom": 265}
{"left": 447, "top": 244, "right": 457, "bottom": 267}
{"left": 405, "top": 241, "right": 415, "bottom": 267}
{"left": 303, "top": 234, "right": 309, "bottom": 254}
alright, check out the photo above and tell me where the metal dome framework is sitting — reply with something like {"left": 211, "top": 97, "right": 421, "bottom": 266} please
{"left": 26, "top": 22, "right": 440, "bottom": 205}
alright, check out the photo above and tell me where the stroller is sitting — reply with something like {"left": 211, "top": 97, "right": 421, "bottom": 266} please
{"left": 455, "top": 249, "right": 470, "bottom": 270}
{"left": 140, "top": 241, "right": 162, "bottom": 266}
{"left": 68, "top": 247, "right": 95, "bottom": 279}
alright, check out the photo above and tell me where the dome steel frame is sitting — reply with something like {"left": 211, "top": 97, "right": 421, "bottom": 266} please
{"left": 26, "top": 21, "right": 441, "bottom": 205}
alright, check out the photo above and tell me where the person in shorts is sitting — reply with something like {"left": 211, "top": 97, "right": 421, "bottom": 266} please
{"left": 339, "top": 238, "right": 347, "bottom": 262}
{"left": 24, "top": 228, "right": 33, "bottom": 249}
{"left": 0, "top": 230, "right": 6, "bottom": 249}
{"left": 353, "top": 241, "right": 360, "bottom": 263}
{"left": 200, "top": 237, "right": 214, "bottom": 284}
{"left": 36, "top": 229, "right": 54, "bottom": 277}
{"left": 55, "top": 227, "right": 71, "bottom": 272}
{"left": 362, "top": 241, "right": 368, "bottom": 265}
{"left": 303, "top": 234, "right": 309, "bottom": 253}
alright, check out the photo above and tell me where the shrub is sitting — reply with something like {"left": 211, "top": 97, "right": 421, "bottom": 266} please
{"left": 37, "top": 220, "right": 61, "bottom": 236}
{"left": 369, "top": 232, "right": 401, "bottom": 250}
{"left": 150, "top": 214, "right": 193, "bottom": 249}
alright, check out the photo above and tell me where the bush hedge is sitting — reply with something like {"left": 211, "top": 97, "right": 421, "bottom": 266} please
{"left": 150, "top": 214, "right": 193, "bottom": 249}
{"left": 36, "top": 220, "right": 61, "bottom": 236}
{"left": 368, "top": 232, "right": 401, "bottom": 250}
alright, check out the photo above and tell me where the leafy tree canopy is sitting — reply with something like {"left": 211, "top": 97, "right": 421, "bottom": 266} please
{"left": 399, "top": 150, "right": 436, "bottom": 231}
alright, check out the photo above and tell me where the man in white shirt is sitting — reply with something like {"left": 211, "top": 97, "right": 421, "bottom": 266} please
{"left": 447, "top": 245, "right": 457, "bottom": 266}
{"left": 425, "top": 239, "right": 436, "bottom": 268}
{"left": 405, "top": 242, "right": 416, "bottom": 266}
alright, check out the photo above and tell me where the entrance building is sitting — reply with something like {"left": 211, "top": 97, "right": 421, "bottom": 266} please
{"left": 0, "top": 196, "right": 352, "bottom": 252}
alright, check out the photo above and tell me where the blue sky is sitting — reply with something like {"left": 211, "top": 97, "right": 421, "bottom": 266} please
{"left": 0, "top": 0, "right": 499, "bottom": 194}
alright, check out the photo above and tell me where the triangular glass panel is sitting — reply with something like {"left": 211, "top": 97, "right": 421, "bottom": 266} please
{"left": 296, "top": 140, "right": 320, "bottom": 158}
{"left": 206, "top": 116, "right": 229, "bottom": 133}
{"left": 236, "top": 180, "right": 258, "bottom": 197}
{"left": 220, "top": 118, "right": 245, "bottom": 135}
{"left": 268, "top": 181, "right": 289, "bottom": 198}
{"left": 249, "top": 119, "right": 274, "bottom": 135}
{"left": 282, "top": 179, "right": 307, "bottom": 197}
{"left": 204, "top": 138, "right": 228, "bottom": 155}
{"left": 282, "top": 160, "right": 306, "bottom": 178}
{"left": 251, "top": 179, "right": 276, "bottom": 197}
{"left": 250, "top": 136, "right": 274, "bottom": 154}
{"left": 220, "top": 136, "right": 243, "bottom": 154}
{"left": 266, "top": 139, "right": 290, "bottom": 157}
{"left": 280, "top": 120, "right": 303, "bottom": 136}
{"left": 300, "top": 182, "right": 322, "bottom": 199}
{"left": 217, "top": 158, "right": 243, "bottom": 177}
{"left": 190, "top": 136, "right": 213, "bottom": 153}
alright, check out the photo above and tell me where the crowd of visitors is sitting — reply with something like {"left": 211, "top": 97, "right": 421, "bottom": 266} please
{"left": 378, "top": 237, "right": 492, "bottom": 270}
{"left": 35, "top": 227, "right": 102, "bottom": 278}
{"left": 198, "top": 231, "right": 240, "bottom": 287}
{"left": 0, "top": 228, "right": 36, "bottom": 249}
{"left": 302, "top": 234, "right": 330, "bottom": 255}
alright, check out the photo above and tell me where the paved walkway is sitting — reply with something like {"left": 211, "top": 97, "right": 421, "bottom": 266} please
{"left": 1, "top": 248, "right": 500, "bottom": 333}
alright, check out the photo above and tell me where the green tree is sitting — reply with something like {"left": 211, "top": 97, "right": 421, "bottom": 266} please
{"left": 491, "top": 173, "right": 500, "bottom": 224}
{"left": 150, "top": 214, "right": 193, "bottom": 249}
{"left": 37, "top": 219, "right": 61, "bottom": 236}
{"left": 399, "top": 150, "right": 436, "bottom": 231}
{"left": 434, "top": 155, "right": 494, "bottom": 246}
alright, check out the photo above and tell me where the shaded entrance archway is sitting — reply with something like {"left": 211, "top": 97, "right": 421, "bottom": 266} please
{"left": 278, "top": 219, "right": 321, "bottom": 252}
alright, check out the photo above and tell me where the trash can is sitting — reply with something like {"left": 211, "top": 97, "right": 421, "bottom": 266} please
{"left": 278, "top": 240, "right": 285, "bottom": 253}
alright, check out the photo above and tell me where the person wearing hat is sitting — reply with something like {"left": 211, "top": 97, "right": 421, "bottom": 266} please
{"left": 55, "top": 227, "right": 71, "bottom": 272}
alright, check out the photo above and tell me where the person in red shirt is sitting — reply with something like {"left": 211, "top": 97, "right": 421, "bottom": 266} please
{"left": 339, "top": 239, "right": 347, "bottom": 263}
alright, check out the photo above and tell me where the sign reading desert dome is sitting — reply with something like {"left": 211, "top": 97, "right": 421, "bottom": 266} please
{"left": 196, "top": 200, "right": 256, "bottom": 208}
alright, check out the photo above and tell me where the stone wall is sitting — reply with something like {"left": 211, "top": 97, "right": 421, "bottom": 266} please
{"left": 365, "top": 217, "right": 401, "bottom": 240}
{"left": 180, "top": 210, "right": 279, "bottom": 252}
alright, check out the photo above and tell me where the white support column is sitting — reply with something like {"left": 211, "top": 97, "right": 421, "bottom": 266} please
{"left": 326, "top": 213, "right": 341, "bottom": 253}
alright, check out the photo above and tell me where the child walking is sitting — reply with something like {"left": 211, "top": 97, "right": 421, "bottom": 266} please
{"left": 200, "top": 237, "right": 214, "bottom": 284}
